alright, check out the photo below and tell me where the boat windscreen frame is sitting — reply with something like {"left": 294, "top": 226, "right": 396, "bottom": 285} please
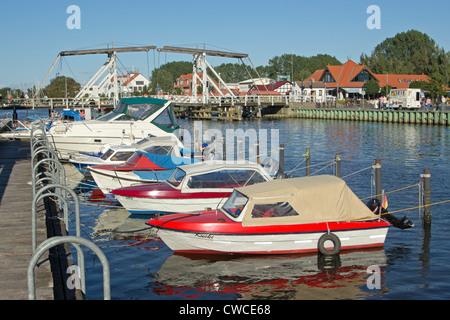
{"left": 166, "top": 167, "right": 187, "bottom": 188}
{"left": 220, "top": 190, "right": 249, "bottom": 221}
{"left": 96, "top": 98, "right": 171, "bottom": 122}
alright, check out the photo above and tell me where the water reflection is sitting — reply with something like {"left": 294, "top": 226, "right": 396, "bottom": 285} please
{"left": 61, "top": 118, "right": 449, "bottom": 300}
{"left": 152, "top": 249, "right": 388, "bottom": 300}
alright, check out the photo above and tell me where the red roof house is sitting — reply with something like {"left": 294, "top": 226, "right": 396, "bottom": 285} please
{"left": 306, "top": 60, "right": 431, "bottom": 97}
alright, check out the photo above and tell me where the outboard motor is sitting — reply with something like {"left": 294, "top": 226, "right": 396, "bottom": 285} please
{"left": 366, "top": 198, "right": 414, "bottom": 230}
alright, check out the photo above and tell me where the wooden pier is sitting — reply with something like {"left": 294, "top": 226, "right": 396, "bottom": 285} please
{"left": 280, "top": 108, "right": 449, "bottom": 126}
{"left": 0, "top": 140, "right": 53, "bottom": 299}
{"left": 172, "top": 96, "right": 295, "bottom": 120}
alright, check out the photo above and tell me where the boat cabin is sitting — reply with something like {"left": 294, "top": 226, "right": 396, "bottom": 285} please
{"left": 166, "top": 160, "right": 273, "bottom": 192}
{"left": 221, "top": 175, "right": 379, "bottom": 226}
{"left": 95, "top": 97, "right": 179, "bottom": 133}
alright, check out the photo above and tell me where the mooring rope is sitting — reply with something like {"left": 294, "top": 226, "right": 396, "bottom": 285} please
{"left": 341, "top": 165, "right": 372, "bottom": 179}
{"left": 359, "top": 182, "right": 421, "bottom": 201}
{"left": 386, "top": 199, "right": 450, "bottom": 215}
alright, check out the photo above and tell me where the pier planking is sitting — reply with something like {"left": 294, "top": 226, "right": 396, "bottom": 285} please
{"left": 0, "top": 140, "right": 54, "bottom": 300}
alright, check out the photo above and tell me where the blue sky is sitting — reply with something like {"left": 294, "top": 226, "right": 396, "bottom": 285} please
{"left": 0, "top": 0, "right": 448, "bottom": 89}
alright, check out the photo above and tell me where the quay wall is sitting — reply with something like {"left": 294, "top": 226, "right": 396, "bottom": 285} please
{"left": 265, "top": 108, "right": 449, "bottom": 126}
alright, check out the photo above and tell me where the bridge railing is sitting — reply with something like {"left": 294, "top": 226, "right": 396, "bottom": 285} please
{"left": 2, "top": 94, "right": 337, "bottom": 109}
{"left": 2, "top": 97, "right": 114, "bottom": 109}
{"left": 152, "top": 94, "right": 336, "bottom": 106}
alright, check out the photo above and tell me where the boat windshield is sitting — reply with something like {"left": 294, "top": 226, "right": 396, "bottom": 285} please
{"left": 222, "top": 191, "right": 248, "bottom": 219}
{"left": 96, "top": 100, "right": 164, "bottom": 121}
{"left": 167, "top": 168, "right": 186, "bottom": 187}
{"left": 100, "top": 149, "right": 114, "bottom": 160}
{"left": 186, "top": 169, "right": 267, "bottom": 189}
{"left": 125, "top": 152, "right": 142, "bottom": 165}
{"left": 110, "top": 151, "right": 135, "bottom": 161}
{"left": 142, "top": 145, "right": 175, "bottom": 155}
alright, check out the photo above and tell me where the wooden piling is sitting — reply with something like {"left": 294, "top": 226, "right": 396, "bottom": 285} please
{"left": 238, "top": 138, "right": 244, "bottom": 161}
{"left": 421, "top": 169, "right": 431, "bottom": 225}
{"left": 305, "top": 148, "right": 311, "bottom": 176}
{"left": 279, "top": 144, "right": 285, "bottom": 176}
{"left": 292, "top": 108, "right": 449, "bottom": 126}
{"left": 255, "top": 142, "right": 260, "bottom": 164}
{"left": 222, "top": 135, "right": 226, "bottom": 161}
{"left": 335, "top": 154, "right": 341, "bottom": 178}
{"left": 373, "top": 159, "right": 382, "bottom": 201}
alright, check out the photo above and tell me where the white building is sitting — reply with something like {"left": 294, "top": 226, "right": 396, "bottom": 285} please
{"left": 85, "top": 73, "right": 151, "bottom": 98}
{"left": 291, "top": 80, "right": 330, "bottom": 102}
{"left": 115, "top": 73, "right": 151, "bottom": 95}
{"left": 238, "top": 77, "right": 274, "bottom": 92}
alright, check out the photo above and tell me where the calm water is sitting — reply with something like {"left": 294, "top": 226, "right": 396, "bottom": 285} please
{"left": 13, "top": 109, "right": 449, "bottom": 300}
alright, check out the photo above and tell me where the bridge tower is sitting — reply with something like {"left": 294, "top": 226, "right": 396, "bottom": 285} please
{"left": 158, "top": 46, "right": 249, "bottom": 104}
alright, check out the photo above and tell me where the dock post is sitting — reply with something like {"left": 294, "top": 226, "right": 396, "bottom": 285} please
{"left": 421, "top": 169, "right": 431, "bottom": 225}
{"left": 305, "top": 148, "right": 311, "bottom": 176}
{"left": 222, "top": 135, "right": 226, "bottom": 161}
{"left": 335, "top": 154, "right": 341, "bottom": 178}
{"left": 278, "top": 144, "right": 285, "bottom": 176}
{"left": 373, "top": 159, "right": 382, "bottom": 201}
{"left": 256, "top": 141, "right": 260, "bottom": 164}
{"left": 238, "top": 138, "right": 244, "bottom": 161}
{"left": 194, "top": 128, "right": 202, "bottom": 161}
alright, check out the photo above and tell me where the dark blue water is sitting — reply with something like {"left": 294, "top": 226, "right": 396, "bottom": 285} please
{"left": 14, "top": 109, "right": 449, "bottom": 300}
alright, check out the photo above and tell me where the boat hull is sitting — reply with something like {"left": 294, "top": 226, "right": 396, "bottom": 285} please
{"left": 115, "top": 194, "right": 230, "bottom": 215}
{"left": 48, "top": 134, "right": 143, "bottom": 161}
{"left": 89, "top": 168, "right": 160, "bottom": 196}
{"left": 151, "top": 219, "right": 390, "bottom": 255}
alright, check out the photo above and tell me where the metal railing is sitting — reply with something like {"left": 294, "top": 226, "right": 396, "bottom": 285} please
{"left": 28, "top": 236, "right": 110, "bottom": 300}
{"left": 3, "top": 97, "right": 114, "bottom": 109}
{"left": 156, "top": 94, "right": 336, "bottom": 106}
{"left": 28, "top": 122, "right": 110, "bottom": 299}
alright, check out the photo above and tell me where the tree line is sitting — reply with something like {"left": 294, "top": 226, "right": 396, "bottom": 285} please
{"left": 360, "top": 30, "right": 449, "bottom": 88}
{"left": 2, "top": 30, "right": 447, "bottom": 99}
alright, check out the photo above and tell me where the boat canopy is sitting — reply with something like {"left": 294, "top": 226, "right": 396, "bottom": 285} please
{"left": 61, "top": 109, "right": 84, "bottom": 121}
{"left": 225, "top": 175, "right": 379, "bottom": 226}
{"left": 165, "top": 160, "right": 272, "bottom": 190}
{"left": 97, "top": 97, "right": 179, "bottom": 133}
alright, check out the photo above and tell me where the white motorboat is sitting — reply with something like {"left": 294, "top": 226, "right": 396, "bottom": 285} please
{"left": 146, "top": 175, "right": 413, "bottom": 255}
{"left": 111, "top": 160, "right": 273, "bottom": 215}
{"left": 88, "top": 151, "right": 199, "bottom": 197}
{"left": 68, "top": 135, "right": 184, "bottom": 176}
{"left": 0, "top": 97, "right": 180, "bottom": 160}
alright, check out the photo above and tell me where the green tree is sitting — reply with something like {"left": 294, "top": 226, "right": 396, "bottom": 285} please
{"left": 264, "top": 53, "right": 341, "bottom": 81}
{"left": 363, "top": 79, "right": 380, "bottom": 98}
{"left": 150, "top": 61, "right": 192, "bottom": 93}
{"left": 410, "top": 79, "right": 445, "bottom": 98}
{"left": 214, "top": 63, "right": 249, "bottom": 83}
{"left": 360, "top": 30, "right": 450, "bottom": 87}
{"left": 43, "top": 76, "right": 80, "bottom": 98}
{"left": 380, "top": 85, "right": 392, "bottom": 96}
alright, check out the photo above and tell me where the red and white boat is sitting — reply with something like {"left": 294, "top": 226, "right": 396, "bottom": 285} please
{"left": 147, "top": 175, "right": 405, "bottom": 255}
{"left": 88, "top": 148, "right": 199, "bottom": 196}
{"left": 111, "top": 160, "right": 273, "bottom": 215}
{"left": 88, "top": 138, "right": 220, "bottom": 196}
{"left": 69, "top": 136, "right": 184, "bottom": 177}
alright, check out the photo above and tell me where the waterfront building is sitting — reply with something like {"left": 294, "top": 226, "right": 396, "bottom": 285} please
{"left": 174, "top": 72, "right": 220, "bottom": 96}
{"left": 86, "top": 73, "right": 151, "bottom": 98}
{"left": 306, "top": 60, "right": 430, "bottom": 99}
{"left": 291, "top": 80, "right": 327, "bottom": 103}
{"left": 237, "top": 77, "right": 274, "bottom": 92}
{"left": 116, "top": 73, "right": 151, "bottom": 95}
{"left": 248, "top": 81, "right": 292, "bottom": 95}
